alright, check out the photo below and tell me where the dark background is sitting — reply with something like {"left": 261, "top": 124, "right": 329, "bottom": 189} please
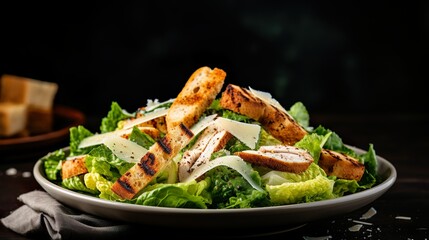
{"left": 1, "top": 1, "right": 428, "bottom": 130}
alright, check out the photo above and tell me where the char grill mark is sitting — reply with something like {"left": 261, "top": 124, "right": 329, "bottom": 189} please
{"left": 157, "top": 138, "right": 172, "bottom": 154}
{"left": 116, "top": 178, "right": 135, "bottom": 194}
{"left": 180, "top": 122, "right": 194, "bottom": 138}
{"left": 138, "top": 152, "right": 156, "bottom": 176}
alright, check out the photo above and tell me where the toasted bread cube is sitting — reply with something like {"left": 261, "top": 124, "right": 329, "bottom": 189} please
{"left": 0, "top": 74, "right": 58, "bottom": 111}
{"left": 0, "top": 102, "right": 27, "bottom": 137}
{"left": 61, "top": 155, "right": 88, "bottom": 179}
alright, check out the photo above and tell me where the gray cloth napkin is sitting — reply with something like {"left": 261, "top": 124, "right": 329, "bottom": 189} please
{"left": 1, "top": 190, "right": 140, "bottom": 240}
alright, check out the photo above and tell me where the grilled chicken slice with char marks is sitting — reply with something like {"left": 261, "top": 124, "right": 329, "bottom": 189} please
{"left": 178, "top": 124, "right": 232, "bottom": 181}
{"left": 111, "top": 66, "right": 226, "bottom": 200}
{"left": 318, "top": 149, "right": 365, "bottom": 181}
{"left": 220, "top": 84, "right": 365, "bottom": 180}
{"left": 220, "top": 84, "right": 307, "bottom": 146}
{"left": 178, "top": 149, "right": 203, "bottom": 181}
{"left": 236, "top": 145, "right": 314, "bottom": 173}
{"left": 178, "top": 124, "right": 219, "bottom": 181}
{"left": 189, "top": 129, "right": 232, "bottom": 172}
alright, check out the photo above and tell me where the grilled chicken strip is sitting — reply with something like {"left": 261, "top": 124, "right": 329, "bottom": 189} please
{"left": 111, "top": 66, "right": 226, "bottom": 200}
{"left": 189, "top": 130, "right": 232, "bottom": 171}
{"left": 179, "top": 125, "right": 232, "bottom": 180}
{"left": 220, "top": 84, "right": 365, "bottom": 180}
{"left": 236, "top": 145, "right": 314, "bottom": 173}
{"left": 318, "top": 149, "right": 365, "bottom": 181}
{"left": 219, "top": 84, "right": 307, "bottom": 145}
{"left": 178, "top": 124, "right": 219, "bottom": 181}
{"left": 178, "top": 149, "right": 203, "bottom": 182}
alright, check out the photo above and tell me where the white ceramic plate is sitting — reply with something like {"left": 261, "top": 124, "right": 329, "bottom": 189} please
{"left": 33, "top": 146, "right": 396, "bottom": 232}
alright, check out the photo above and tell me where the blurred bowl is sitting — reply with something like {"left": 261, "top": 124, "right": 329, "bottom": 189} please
{"left": 0, "top": 105, "right": 85, "bottom": 161}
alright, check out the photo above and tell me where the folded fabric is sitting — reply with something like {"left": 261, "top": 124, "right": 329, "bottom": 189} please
{"left": 1, "top": 190, "right": 140, "bottom": 240}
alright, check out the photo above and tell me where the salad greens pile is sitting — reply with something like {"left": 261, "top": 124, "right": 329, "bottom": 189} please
{"left": 42, "top": 99, "right": 380, "bottom": 209}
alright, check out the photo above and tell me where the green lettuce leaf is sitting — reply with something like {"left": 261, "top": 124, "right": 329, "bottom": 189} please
{"left": 42, "top": 149, "right": 66, "bottom": 181}
{"left": 62, "top": 175, "right": 99, "bottom": 195}
{"left": 257, "top": 128, "right": 282, "bottom": 147}
{"left": 206, "top": 99, "right": 252, "bottom": 123}
{"left": 100, "top": 101, "right": 132, "bottom": 133}
{"left": 69, "top": 125, "right": 94, "bottom": 157}
{"left": 134, "top": 180, "right": 211, "bottom": 209}
{"left": 294, "top": 132, "right": 331, "bottom": 163}
{"left": 313, "top": 125, "right": 357, "bottom": 157}
{"left": 266, "top": 175, "right": 335, "bottom": 205}
{"left": 262, "top": 163, "right": 326, "bottom": 185}
{"left": 85, "top": 145, "right": 134, "bottom": 178}
{"left": 288, "top": 101, "right": 312, "bottom": 131}
{"left": 205, "top": 166, "right": 270, "bottom": 209}
{"left": 129, "top": 126, "right": 156, "bottom": 149}
{"left": 84, "top": 172, "right": 122, "bottom": 201}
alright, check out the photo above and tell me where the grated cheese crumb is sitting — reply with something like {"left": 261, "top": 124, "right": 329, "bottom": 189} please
{"left": 395, "top": 216, "right": 412, "bottom": 220}
{"left": 6, "top": 168, "right": 17, "bottom": 176}
{"left": 360, "top": 207, "right": 377, "bottom": 219}
{"left": 349, "top": 224, "right": 363, "bottom": 232}
{"left": 352, "top": 220, "right": 373, "bottom": 226}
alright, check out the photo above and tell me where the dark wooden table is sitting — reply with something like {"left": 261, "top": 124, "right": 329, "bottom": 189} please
{"left": 1, "top": 113, "right": 428, "bottom": 240}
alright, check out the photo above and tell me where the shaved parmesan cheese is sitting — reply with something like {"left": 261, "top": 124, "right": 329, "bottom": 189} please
{"left": 122, "top": 108, "right": 168, "bottom": 130}
{"left": 183, "top": 155, "right": 264, "bottom": 192}
{"left": 214, "top": 117, "right": 260, "bottom": 149}
{"left": 190, "top": 114, "right": 217, "bottom": 137}
{"left": 248, "top": 86, "right": 288, "bottom": 114}
{"left": 78, "top": 128, "right": 133, "bottom": 149}
{"left": 102, "top": 136, "right": 148, "bottom": 163}
{"left": 352, "top": 220, "right": 373, "bottom": 226}
{"left": 395, "top": 216, "right": 412, "bottom": 220}
{"left": 360, "top": 207, "right": 377, "bottom": 220}
{"left": 79, "top": 133, "right": 113, "bottom": 149}
{"left": 144, "top": 98, "right": 175, "bottom": 112}
{"left": 349, "top": 224, "right": 363, "bottom": 232}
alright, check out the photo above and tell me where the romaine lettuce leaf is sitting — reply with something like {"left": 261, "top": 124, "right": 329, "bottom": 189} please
{"left": 134, "top": 180, "right": 211, "bottom": 209}
{"left": 62, "top": 176, "right": 99, "bottom": 195}
{"left": 288, "top": 101, "right": 312, "bottom": 131}
{"left": 313, "top": 125, "right": 357, "bottom": 157}
{"left": 128, "top": 126, "right": 156, "bottom": 149}
{"left": 42, "top": 148, "right": 66, "bottom": 181}
{"left": 266, "top": 175, "right": 335, "bottom": 205}
{"left": 257, "top": 128, "right": 282, "bottom": 147}
{"left": 206, "top": 99, "right": 252, "bottom": 123}
{"left": 85, "top": 145, "right": 134, "bottom": 178}
{"left": 359, "top": 143, "right": 377, "bottom": 177}
{"left": 84, "top": 172, "right": 122, "bottom": 201}
{"left": 294, "top": 132, "right": 331, "bottom": 163}
{"left": 205, "top": 166, "right": 270, "bottom": 209}
{"left": 69, "top": 125, "right": 94, "bottom": 156}
{"left": 100, "top": 101, "right": 132, "bottom": 133}
{"left": 262, "top": 163, "right": 326, "bottom": 185}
